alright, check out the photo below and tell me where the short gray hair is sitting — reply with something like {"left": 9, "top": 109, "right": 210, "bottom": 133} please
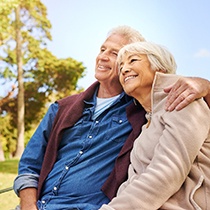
{"left": 117, "top": 41, "right": 177, "bottom": 74}
{"left": 107, "top": 25, "right": 146, "bottom": 44}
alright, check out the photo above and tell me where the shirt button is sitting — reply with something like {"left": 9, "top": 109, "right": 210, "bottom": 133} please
{"left": 79, "top": 150, "right": 83, "bottom": 154}
{"left": 88, "top": 135, "right": 92, "bottom": 139}
{"left": 54, "top": 186, "right": 57, "bottom": 191}
{"left": 65, "top": 166, "right": 69, "bottom": 170}
{"left": 42, "top": 200, "right": 46, "bottom": 204}
{"left": 119, "top": 120, "right": 123, "bottom": 123}
{"left": 96, "top": 121, "right": 99, "bottom": 124}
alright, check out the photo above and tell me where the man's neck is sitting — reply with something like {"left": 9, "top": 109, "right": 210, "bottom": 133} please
{"left": 97, "top": 84, "right": 123, "bottom": 98}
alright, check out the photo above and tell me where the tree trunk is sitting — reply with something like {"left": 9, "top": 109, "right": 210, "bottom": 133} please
{"left": 14, "top": 6, "right": 25, "bottom": 158}
{"left": 0, "top": 141, "right": 5, "bottom": 161}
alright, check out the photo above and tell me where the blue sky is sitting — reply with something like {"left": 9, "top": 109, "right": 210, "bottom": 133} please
{"left": 1, "top": 0, "right": 210, "bottom": 96}
{"left": 41, "top": 0, "right": 210, "bottom": 89}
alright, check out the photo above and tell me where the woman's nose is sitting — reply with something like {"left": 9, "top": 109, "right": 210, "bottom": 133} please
{"left": 121, "top": 66, "right": 130, "bottom": 74}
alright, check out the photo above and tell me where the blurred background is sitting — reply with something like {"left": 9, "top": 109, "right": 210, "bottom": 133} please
{"left": 0, "top": 0, "right": 209, "bottom": 208}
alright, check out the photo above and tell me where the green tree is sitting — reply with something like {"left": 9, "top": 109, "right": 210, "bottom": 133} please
{"left": 0, "top": 85, "right": 16, "bottom": 160}
{"left": 0, "top": 0, "right": 86, "bottom": 158}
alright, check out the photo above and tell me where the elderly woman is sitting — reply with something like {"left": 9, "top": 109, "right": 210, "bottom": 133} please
{"left": 99, "top": 42, "right": 210, "bottom": 210}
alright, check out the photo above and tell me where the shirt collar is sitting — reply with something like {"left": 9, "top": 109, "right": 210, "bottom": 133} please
{"left": 84, "top": 88, "right": 132, "bottom": 108}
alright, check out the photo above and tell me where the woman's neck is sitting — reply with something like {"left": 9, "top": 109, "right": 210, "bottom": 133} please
{"left": 135, "top": 91, "right": 152, "bottom": 113}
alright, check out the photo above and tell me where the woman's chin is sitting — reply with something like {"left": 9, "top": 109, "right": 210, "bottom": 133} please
{"left": 124, "top": 88, "right": 133, "bottom": 97}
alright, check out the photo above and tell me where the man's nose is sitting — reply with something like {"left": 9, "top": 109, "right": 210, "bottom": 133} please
{"left": 99, "top": 51, "right": 109, "bottom": 61}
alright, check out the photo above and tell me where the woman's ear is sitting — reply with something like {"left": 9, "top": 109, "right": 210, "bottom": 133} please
{"left": 157, "top": 69, "right": 166, "bottom": 73}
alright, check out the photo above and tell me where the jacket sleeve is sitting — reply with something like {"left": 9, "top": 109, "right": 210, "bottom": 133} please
{"left": 99, "top": 99, "right": 210, "bottom": 210}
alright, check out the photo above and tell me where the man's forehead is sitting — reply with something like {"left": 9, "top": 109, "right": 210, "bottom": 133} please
{"left": 105, "top": 34, "right": 129, "bottom": 46}
{"left": 102, "top": 38, "right": 128, "bottom": 52}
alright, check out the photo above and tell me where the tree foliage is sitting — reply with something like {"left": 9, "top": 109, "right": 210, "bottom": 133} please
{"left": 0, "top": 0, "right": 86, "bottom": 158}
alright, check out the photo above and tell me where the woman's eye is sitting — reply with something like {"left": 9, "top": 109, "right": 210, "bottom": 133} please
{"left": 130, "top": 58, "right": 138, "bottom": 63}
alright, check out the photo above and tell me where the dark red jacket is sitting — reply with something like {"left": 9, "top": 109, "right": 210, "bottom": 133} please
{"left": 37, "top": 81, "right": 146, "bottom": 200}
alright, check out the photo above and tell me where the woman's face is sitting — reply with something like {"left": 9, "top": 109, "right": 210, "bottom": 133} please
{"left": 119, "top": 53, "right": 156, "bottom": 98}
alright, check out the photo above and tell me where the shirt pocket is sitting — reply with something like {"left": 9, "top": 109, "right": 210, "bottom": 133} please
{"left": 63, "top": 118, "right": 84, "bottom": 140}
{"left": 105, "top": 115, "right": 131, "bottom": 143}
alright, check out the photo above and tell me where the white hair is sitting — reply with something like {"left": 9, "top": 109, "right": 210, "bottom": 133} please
{"left": 107, "top": 25, "right": 146, "bottom": 44}
{"left": 117, "top": 41, "right": 177, "bottom": 74}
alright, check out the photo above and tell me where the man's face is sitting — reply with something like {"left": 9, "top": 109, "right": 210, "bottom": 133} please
{"left": 95, "top": 34, "right": 129, "bottom": 86}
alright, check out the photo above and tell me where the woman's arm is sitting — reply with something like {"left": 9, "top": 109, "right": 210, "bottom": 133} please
{"left": 164, "top": 77, "right": 210, "bottom": 111}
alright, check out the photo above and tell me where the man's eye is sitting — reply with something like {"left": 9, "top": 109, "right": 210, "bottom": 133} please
{"left": 112, "top": 52, "right": 118, "bottom": 56}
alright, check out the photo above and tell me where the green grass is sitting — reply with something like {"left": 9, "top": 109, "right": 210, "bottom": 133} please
{"left": 0, "top": 159, "right": 19, "bottom": 174}
{"left": 0, "top": 159, "right": 20, "bottom": 210}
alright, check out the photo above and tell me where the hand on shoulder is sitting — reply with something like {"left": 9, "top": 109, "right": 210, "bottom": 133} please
{"left": 164, "top": 76, "right": 210, "bottom": 111}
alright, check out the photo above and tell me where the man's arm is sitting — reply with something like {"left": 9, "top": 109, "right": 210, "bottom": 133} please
{"left": 204, "top": 91, "right": 210, "bottom": 107}
{"left": 19, "top": 188, "right": 38, "bottom": 210}
{"left": 164, "top": 77, "right": 210, "bottom": 111}
{"left": 14, "top": 104, "right": 58, "bottom": 209}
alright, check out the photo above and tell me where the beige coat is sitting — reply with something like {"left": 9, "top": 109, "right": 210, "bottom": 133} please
{"left": 100, "top": 72, "right": 210, "bottom": 210}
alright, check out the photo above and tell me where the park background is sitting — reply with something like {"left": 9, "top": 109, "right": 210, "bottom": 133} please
{"left": 1, "top": 0, "right": 210, "bottom": 96}
{"left": 0, "top": 0, "right": 210, "bottom": 209}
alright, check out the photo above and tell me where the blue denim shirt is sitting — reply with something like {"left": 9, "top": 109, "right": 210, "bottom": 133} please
{"left": 14, "top": 91, "right": 132, "bottom": 210}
